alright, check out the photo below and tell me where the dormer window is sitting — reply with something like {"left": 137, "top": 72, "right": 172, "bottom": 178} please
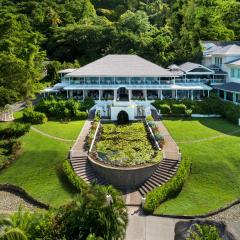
{"left": 215, "top": 57, "right": 222, "bottom": 66}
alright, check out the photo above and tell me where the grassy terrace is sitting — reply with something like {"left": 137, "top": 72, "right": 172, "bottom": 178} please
{"left": 0, "top": 115, "right": 85, "bottom": 207}
{"left": 97, "top": 122, "right": 162, "bottom": 166}
{"left": 155, "top": 118, "right": 240, "bottom": 216}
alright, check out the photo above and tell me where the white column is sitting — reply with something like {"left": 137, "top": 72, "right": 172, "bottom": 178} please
{"left": 176, "top": 90, "right": 178, "bottom": 99}
{"left": 172, "top": 90, "right": 175, "bottom": 99}
{"left": 191, "top": 90, "right": 193, "bottom": 100}
{"left": 99, "top": 90, "right": 101, "bottom": 101}
{"left": 70, "top": 90, "right": 73, "bottom": 98}
{"left": 67, "top": 90, "right": 68, "bottom": 98}
{"left": 203, "top": 90, "right": 205, "bottom": 97}
{"left": 129, "top": 89, "right": 132, "bottom": 101}
{"left": 158, "top": 90, "right": 161, "bottom": 99}
{"left": 161, "top": 90, "right": 163, "bottom": 100}
{"left": 144, "top": 90, "right": 147, "bottom": 101}
{"left": 188, "top": 90, "right": 190, "bottom": 99}
{"left": 83, "top": 90, "right": 85, "bottom": 100}
{"left": 208, "top": 90, "right": 210, "bottom": 97}
{"left": 114, "top": 89, "right": 117, "bottom": 101}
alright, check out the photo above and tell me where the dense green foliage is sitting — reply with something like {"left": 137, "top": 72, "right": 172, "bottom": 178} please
{"left": 96, "top": 122, "right": 162, "bottom": 166}
{"left": 153, "top": 94, "right": 240, "bottom": 124}
{"left": 0, "top": 123, "right": 30, "bottom": 140}
{"left": 35, "top": 97, "right": 90, "bottom": 120}
{"left": 62, "top": 159, "right": 88, "bottom": 191}
{"left": 144, "top": 157, "right": 191, "bottom": 213}
{"left": 187, "top": 224, "right": 223, "bottom": 240}
{"left": 0, "top": 184, "right": 128, "bottom": 240}
{"left": 1, "top": 0, "right": 239, "bottom": 106}
{"left": 22, "top": 108, "right": 48, "bottom": 124}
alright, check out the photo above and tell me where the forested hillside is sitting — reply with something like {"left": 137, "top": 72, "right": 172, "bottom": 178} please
{"left": 0, "top": 0, "right": 239, "bottom": 106}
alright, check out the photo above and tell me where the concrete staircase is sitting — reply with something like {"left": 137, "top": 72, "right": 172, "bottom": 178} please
{"left": 70, "top": 155, "right": 108, "bottom": 185}
{"left": 138, "top": 158, "right": 180, "bottom": 196}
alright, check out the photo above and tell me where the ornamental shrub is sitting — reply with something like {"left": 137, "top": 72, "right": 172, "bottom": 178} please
{"left": 171, "top": 104, "right": 187, "bottom": 114}
{"left": 62, "top": 159, "right": 88, "bottom": 191}
{"left": 185, "top": 109, "right": 192, "bottom": 117}
{"left": 159, "top": 104, "right": 171, "bottom": 114}
{"left": 23, "top": 108, "right": 48, "bottom": 124}
{"left": 154, "top": 133, "right": 164, "bottom": 142}
{"left": 144, "top": 157, "right": 191, "bottom": 214}
{"left": 0, "top": 123, "right": 30, "bottom": 139}
{"left": 146, "top": 115, "right": 154, "bottom": 122}
{"left": 75, "top": 110, "right": 88, "bottom": 120}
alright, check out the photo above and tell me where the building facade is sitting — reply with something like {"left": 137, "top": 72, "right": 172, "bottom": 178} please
{"left": 202, "top": 43, "right": 240, "bottom": 104}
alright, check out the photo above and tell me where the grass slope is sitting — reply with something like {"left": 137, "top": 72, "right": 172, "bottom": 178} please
{"left": 154, "top": 118, "right": 240, "bottom": 216}
{"left": 34, "top": 120, "right": 85, "bottom": 140}
{"left": 0, "top": 118, "right": 85, "bottom": 207}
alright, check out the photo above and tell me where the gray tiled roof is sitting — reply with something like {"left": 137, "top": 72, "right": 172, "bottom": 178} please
{"left": 212, "top": 44, "right": 240, "bottom": 55}
{"left": 178, "top": 62, "right": 213, "bottom": 73}
{"left": 224, "top": 57, "right": 240, "bottom": 66}
{"left": 214, "top": 82, "right": 240, "bottom": 93}
{"left": 66, "top": 55, "right": 173, "bottom": 77}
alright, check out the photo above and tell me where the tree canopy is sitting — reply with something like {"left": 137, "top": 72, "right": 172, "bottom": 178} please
{"left": 0, "top": 0, "right": 239, "bottom": 105}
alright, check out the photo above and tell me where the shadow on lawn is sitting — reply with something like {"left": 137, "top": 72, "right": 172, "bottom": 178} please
{"left": 163, "top": 117, "right": 240, "bottom": 137}
{"left": 56, "top": 162, "right": 78, "bottom": 195}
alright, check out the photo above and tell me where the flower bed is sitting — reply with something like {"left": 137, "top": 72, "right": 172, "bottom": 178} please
{"left": 95, "top": 122, "right": 162, "bottom": 167}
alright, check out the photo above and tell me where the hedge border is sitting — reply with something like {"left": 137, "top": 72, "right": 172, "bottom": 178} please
{"left": 152, "top": 198, "right": 240, "bottom": 219}
{"left": 0, "top": 184, "right": 49, "bottom": 210}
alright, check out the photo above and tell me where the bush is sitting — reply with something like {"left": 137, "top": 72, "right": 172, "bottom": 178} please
{"left": 35, "top": 97, "right": 90, "bottom": 120}
{"left": 62, "top": 159, "right": 88, "bottom": 192}
{"left": 146, "top": 115, "right": 154, "bottom": 122}
{"left": 185, "top": 109, "right": 192, "bottom": 117}
{"left": 187, "top": 224, "right": 222, "bottom": 240}
{"left": 81, "top": 97, "right": 95, "bottom": 111}
{"left": 75, "top": 110, "right": 88, "bottom": 120}
{"left": 144, "top": 157, "right": 191, "bottom": 214}
{"left": 0, "top": 123, "right": 30, "bottom": 139}
{"left": 154, "top": 133, "right": 164, "bottom": 142}
{"left": 171, "top": 104, "right": 187, "bottom": 114}
{"left": 23, "top": 108, "right": 48, "bottom": 124}
{"left": 159, "top": 104, "right": 171, "bottom": 114}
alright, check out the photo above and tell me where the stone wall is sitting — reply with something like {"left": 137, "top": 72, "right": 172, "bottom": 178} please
{"left": 88, "top": 155, "right": 159, "bottom": 189}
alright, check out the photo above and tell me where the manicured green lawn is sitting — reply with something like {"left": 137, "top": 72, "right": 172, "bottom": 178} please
{"left": 97, "top": 122, "right": 162, "bottom": 166}
{"left": 0, "top": 117, "right": 85, "bottom": 207}
{"left": 34, "top": 120, "right": 85, "bottom": 140}
{"left": 154, "top": 118, "right": 240, "bottom": 216}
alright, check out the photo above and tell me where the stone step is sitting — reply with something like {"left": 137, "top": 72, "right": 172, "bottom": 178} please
{"left": 160, "top": 161, "right": 179, "bottom": 168}
{"left": 158, "top": 165, "right": 178, "bottom": 172}
{"left": 155, "top": 167, "right": 174, "bottom": 176}
{"left": 153, "top": 170, "right": 172, "bottom": 180}
{"left": 148, "top": 175, "right": 166, "bottom": 185}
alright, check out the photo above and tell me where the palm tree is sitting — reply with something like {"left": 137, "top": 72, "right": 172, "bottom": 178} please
{"left": 0, "top": 208, "right": 32, "bottom": 240}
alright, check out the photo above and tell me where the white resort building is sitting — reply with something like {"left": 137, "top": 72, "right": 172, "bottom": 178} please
{"left": 43, "top": 55, "right": 214, "bottom": 119}
{"left": 42, "top": 44, "right": 240, "bottom": 119}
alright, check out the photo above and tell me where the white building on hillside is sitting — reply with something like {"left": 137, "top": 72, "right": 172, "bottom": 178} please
{"left": 202, "top": 42, "right": 240, "bottom": 104}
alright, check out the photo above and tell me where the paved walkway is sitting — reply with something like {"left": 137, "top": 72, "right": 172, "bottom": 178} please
{"left": 155, "top": 121, "right": 179, "bottom": 160}
{"left": 70, "top": 120, "right": 92, "bottom": 157}
{"left": 31, "top": 126, "right": 75, "bottom": 142}
{"left": 126, "top": 205, "right": 240, "bottom": 240}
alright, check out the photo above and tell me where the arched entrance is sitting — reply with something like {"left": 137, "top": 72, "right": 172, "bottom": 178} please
{"left": 117, "top": 110, "right": 129, "bottom": 124}
{"left": 117, "top": 87, "right": 129, "bottom": 101}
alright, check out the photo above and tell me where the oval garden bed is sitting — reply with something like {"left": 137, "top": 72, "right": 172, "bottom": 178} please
{"left": 88, "top": 121, "right": 163, "bottom": 189}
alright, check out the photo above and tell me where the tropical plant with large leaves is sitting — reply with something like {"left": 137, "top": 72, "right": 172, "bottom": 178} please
{"left": 0, "top": 208, "right": 33, "bottom": 240}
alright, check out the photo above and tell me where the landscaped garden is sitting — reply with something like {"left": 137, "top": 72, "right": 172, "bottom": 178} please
{"left": 96, "top": 122, "right": 162, "bottom": 166}
{"left": 0, "top": 112, "right": 86, "bottom": 207}
{"left": 153, "top": 118, "right": 240, "bottom": 216}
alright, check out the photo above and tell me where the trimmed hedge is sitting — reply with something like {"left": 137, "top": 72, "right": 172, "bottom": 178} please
{"left": 35, "top": 97, "right": 92, "bottom": 120}
{"left": 159, "top": 104, "right": 171, "bottom": 114}
{"left": 62, "top": 159, "right": 88, "bottom": 192}
{"left": 172, "top": 104, "right": 187, "bottom": 114}
{"left": 144, "top": 157, "right": 191, "bottom": 214}
{"left": 23, "top": 108, "right": 48, "bottom": 124}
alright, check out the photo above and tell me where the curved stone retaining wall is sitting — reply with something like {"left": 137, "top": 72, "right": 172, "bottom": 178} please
{"left": 88, "top": 155, "right": 159, "bottom": 189}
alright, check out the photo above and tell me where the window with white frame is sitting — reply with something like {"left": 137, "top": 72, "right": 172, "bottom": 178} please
{"left": 215, "top": 57, "right": 222, "bottom": 66}
{"left": 231, "top": 68, "right": 235, "bottom": 78}
{"left": 238, "top": 69, "right": 240, "bottom": 79}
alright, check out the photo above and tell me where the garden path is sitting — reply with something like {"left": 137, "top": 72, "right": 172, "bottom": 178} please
{"left": 31, "top": 126, "right": 75, "bottom": 142}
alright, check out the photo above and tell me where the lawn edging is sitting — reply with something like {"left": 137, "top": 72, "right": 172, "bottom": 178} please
{"left": 152, "top": 198, "right": 240, "bottom": 219}
{"left": 0, "top": 183, "right": 50, "bottom": 210}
